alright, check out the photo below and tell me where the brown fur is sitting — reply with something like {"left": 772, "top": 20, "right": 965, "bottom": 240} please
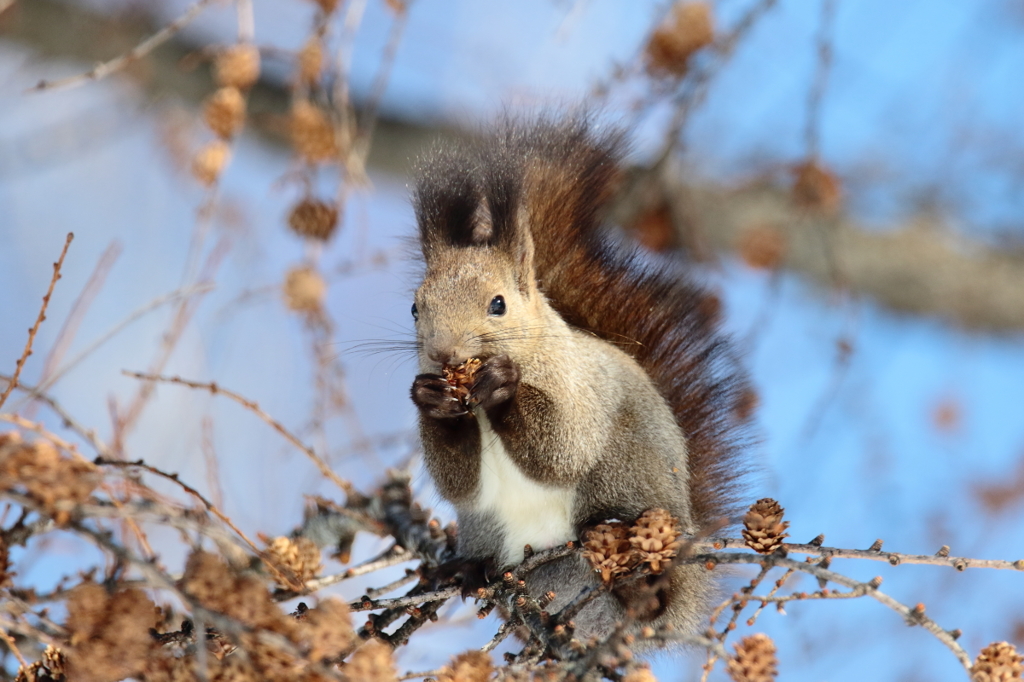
{"left": 409, "top": 114, "right": 753, "bottom": 640}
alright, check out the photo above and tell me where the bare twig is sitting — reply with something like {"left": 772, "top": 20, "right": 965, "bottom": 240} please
{"left": 29, "top": 0, "right": 217, "bottom": 92}
{"left": 697, "top": 536, "right": 1024, "bottom": 572}
{"left": 0, "top": 233, "right": 73, "bottom": 411}
{"left": 122, "top": 371, "right": 353, "bottom": 495}
{"left": 684, "top": 551, "right": 972, "bottom": 669}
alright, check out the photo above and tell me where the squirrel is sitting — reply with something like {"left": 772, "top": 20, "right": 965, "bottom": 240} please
{"left": 408, "top": 115, "right": 753, "bottom": 641}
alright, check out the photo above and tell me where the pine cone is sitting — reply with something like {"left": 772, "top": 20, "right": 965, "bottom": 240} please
{"left": 282, "top": 265, "right": 327, "bottom": 313}
{"left": 437, "top": 650, "right": 494, "bottom": 682}
{"left": 347, "top": 640, "right": 397, "bottom": 682}
{"left": 202, "top": 86, "right": 246, "bottom": 139}
{"left": 265, "top": 536, "right": 322, "bottom": 585}
{"left": 742, "top": 498, "right": 789, "bottom": 554}
{"left": 291, "top": 100, "right": 338, "bottom": 163}
{"left": 213, "top": 44, "right": 261, "bottom": 90}
{"left": 972, "top": 642, "right": 1024, "bottom": 682}
{"left": 442, "top": 358, "right": 482, "bottom": 405}
{"left": 792, "top": 160, "right": 842, "bottom": 212}
{"left": 726, "top": 633, "right": 778, "bottom": 682}
{"left": 582, "top": 522, "right": 638, "bottom": 582}
{"left": 191, "top": 140, "right": 231, "bottom": 185}
{"left": 629, "top": 509, "right": 682, "bottom": 574}
{"left": 309, "top": 0, "right": 339, "bottom": 14}
{"left": 645, "top": 2, "right": 714, "bottom": 76}
{"left": 622, "top": 667, "right": 658, "bottom": 682}
{"left": 298, "top": 38, "right": 324, "bottom": 85}
{"left": 287, "top": 198, "right": 340, "bottom": 241}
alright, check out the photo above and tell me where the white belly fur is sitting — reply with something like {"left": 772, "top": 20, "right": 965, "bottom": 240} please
{"left": 473, "top": 412, "right": 575, "bottom": 565}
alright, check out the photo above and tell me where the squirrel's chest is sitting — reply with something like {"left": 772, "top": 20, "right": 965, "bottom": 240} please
{"left": 471, "top": 413, "right": 576, "bottom": 566}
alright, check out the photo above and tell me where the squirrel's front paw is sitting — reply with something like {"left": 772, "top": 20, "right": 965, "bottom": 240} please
{"left": 468, "top": 355, "right": 520, "bottom": 411}
{"left": 411, "top": 374, "right": 470, "bottom": 419}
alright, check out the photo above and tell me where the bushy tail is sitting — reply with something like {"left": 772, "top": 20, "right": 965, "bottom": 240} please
{"left": 507, "top": 116, "right": 754, "bottom": 528}
{"left": 415, "top": 114, "right": 755, "bottom": 528}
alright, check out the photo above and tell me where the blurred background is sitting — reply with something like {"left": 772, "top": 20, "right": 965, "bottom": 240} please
{"left": 1, "top": 0, "right": 1023, "bottom": 679}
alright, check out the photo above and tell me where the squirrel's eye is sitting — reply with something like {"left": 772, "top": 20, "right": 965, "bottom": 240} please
{"left": 411, "top": 302, "right": 418, "bottom": 321}
{"left": 488, "top": 295, "right": 506, "bottom": 316}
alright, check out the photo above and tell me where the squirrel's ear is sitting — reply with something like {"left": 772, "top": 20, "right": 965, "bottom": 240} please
{"left": 414, "top": 145, "right": 481, "bottom": 258}
{"left": 511, "top": 210, "right": 536, "bottom": 295}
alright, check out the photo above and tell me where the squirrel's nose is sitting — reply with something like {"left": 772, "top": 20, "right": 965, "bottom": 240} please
{"left": 425, "top": 342, "right": 469, "bottom": 366}
{"left": 427, "top": 348, "right": 469, "bottom": 366}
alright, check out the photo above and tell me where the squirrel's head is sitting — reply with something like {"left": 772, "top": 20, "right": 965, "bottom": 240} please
{"left": 412, "top": 141, "right": 545, "bottom": 372}
{"left": 413, "top": 244, "right": 542, "bottom": 371}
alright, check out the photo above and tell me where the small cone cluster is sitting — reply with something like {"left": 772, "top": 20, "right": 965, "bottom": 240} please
{"left": 298, "top": 37, "right": 325, "bottom": 85}
{"left": 645, "top": 2, "right": 714, "bottom": 76}
{"left": 287, "top": 198, "right": 340, "bottom": 241}
{"left": 1, "top": 432, "right": 99, "bottom": 527}
{"left": 792, "top": 160, "right": 842, "bottom": 212}
{"left": 971, "top": 642, "right": 1024, "bottom": 682}
{"left": 737, "top": 224, "right": 786, "bottom": 271}
{"left": 346, "top": 639, "right": 397, "bottom": 682}
{"left": 191, "top": 43, "right": 260, "bottom": 185}
{"left": 583, "top": 509, "right": 683, "bottom": 582}
{"left": 291, "top": 100, "right": 340, "bottom": 164}
{"left": 726, "top": 633, "right": 778, "bottom": 682}
{"left": 309, "top": 0, "right": 339, "bottom": 13}
{"left": 265, "top": 535, "right": 323, "bottom": 586}
{"left": 283, "top": 265, "right": 327, "bottom": 314}
{"left": 15, "top": 646, "right": 66, "bottom": 682}
{"left": 213, "top": 45, "right": 261, "bottom": 90}
{"left": 442, "top": 357, "right": 482, "bottom": 405}
{"left": 583, "top": 522, "right": 636, "bottom": 582}
{"left": 436, "top": 651, "right": 494, "bottom": 682}
{"left": 629, "top": 508, "right": 682, "bottom": 574}
{"left": 192, "top": 140, "right": 231, "bottom": 186}
{"left": 742, "top": 498, "right": 789, "bottom": 555}
{"left": 202, "top": 86, "right": 246, "bottom": 140}
{"left": 623, "top": 667, "right": 658, "bottom": 682}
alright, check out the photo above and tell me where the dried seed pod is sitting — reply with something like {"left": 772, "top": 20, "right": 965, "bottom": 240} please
{"left": 742, "top": 498, "right": 789, "bottom": 554}
{"left": 202, "top": 86, "right": 246, "bottom": 139}
{"left": 291, "top": 99, "right": 338, "bottom": 163}
{"left": 792, "top": 160, "right": 842, "bottom": 212}
{"left": 301, "top": 599, "right": 356, "bottom": 662}
{"left": 347, "top": 639, "right": 397, "bottom": 682}
{"left": 213, "top": 44, "right": 261, "bottom": 90}
{"left": 282, "top": 265, "right": 327, "bottom": 314}
{"left": 191, "top": 140, "right": 231, "bottom": 185}
{"left": 308, "top": 0, "right": 340, "bottom": 14}
{"left": 726, "top": 633, "right": 778, "bottom": 682}
{"left": 582, "top": 522, "right": 638, "bottom": 582}
{"left": 623, "top": 667, "right": 658, "bottom": 682}
{"left": 436, "top": 650, "right": 494, "bottom": 682}
{"left": 629, "top": 508, "right": 682, "bottom": 574}
{"left": 971, "top": 642, "right": 1024, "bottom": 681}
{"left": 0, "top": 433, "right": 100, "bottom": 526}
{"left": 265, "top": 536, "right": 322, "bottom": 585}
{"left": 737, "top": 223, "right": 786, "bottom": 270}
{"left": 287, "top": 198, "right": 340, "bottom": 241}
{"left": 298, "top": 37, "right": 324, "bottom": 85}
{"left": 442, "top": 358, "right": 482, "bottom": 405}
{"left": 645, "top": 2, "right": 714, "bottom": 76}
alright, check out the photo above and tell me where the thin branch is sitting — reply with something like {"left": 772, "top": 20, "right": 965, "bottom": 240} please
{"left": 121, "top": 371, "right": 353, "bottom": 495}
{"left": 1, "top": 375, "right": 113, "bottom": 458}
{"left": 349, "top": 585, "right": 460, "bottom": 613}
{"left": 28, "top": 0, "right": 217, "bottom": 92}
{"left": 0, "top": 233, "right": 73, "bottom": 411}
{"left": 698, "top": 536, "right": 1024, "bottom": 572}
{"left": 685, "top": 551, "right": 972, "bottom": 669}
{"left": 94, "top": 457, "right": 264, "bottom": 559}
{"left": 23, "top": 283, "right": 214, "bottom": 403}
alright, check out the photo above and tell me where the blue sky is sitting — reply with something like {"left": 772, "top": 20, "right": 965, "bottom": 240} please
{"left": 2, "top": 0, "right": 1023, "bottom": 679}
